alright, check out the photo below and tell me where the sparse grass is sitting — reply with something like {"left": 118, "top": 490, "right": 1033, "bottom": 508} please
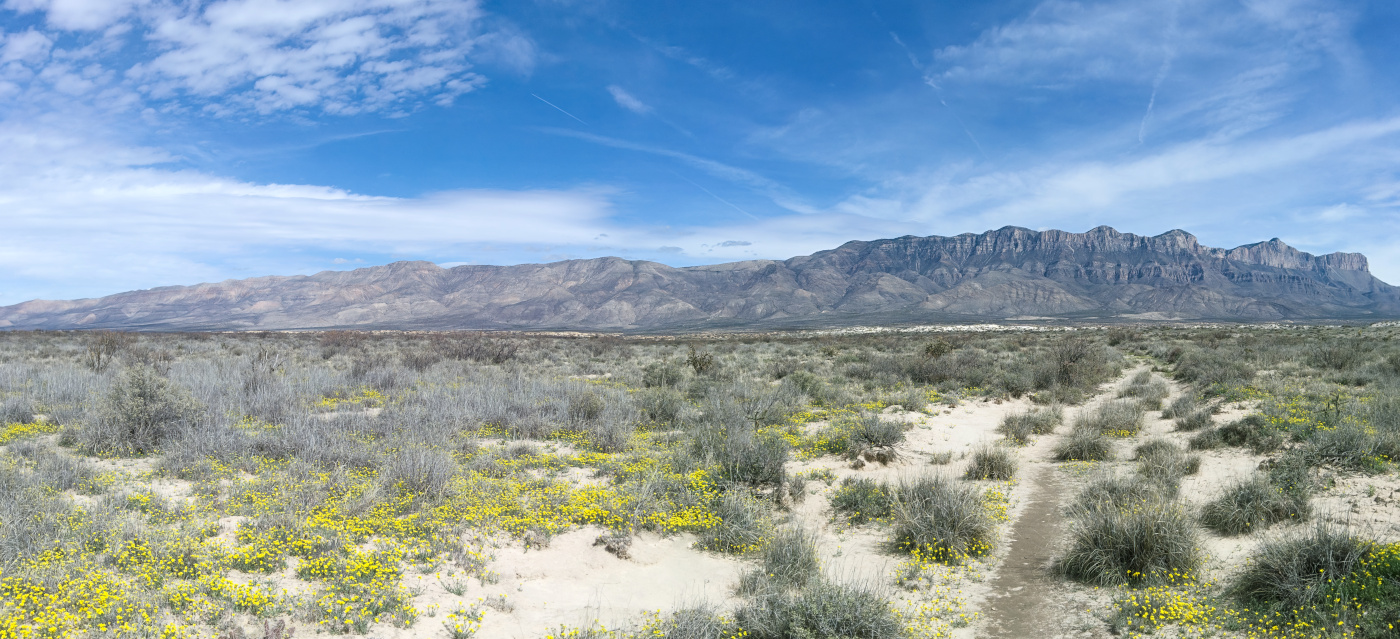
{"left": 963, "top": 444, "right": 1017, "bottom": 480}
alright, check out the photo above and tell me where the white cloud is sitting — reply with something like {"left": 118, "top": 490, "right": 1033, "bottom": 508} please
{"left": 5, "top": 0, "right": 144, "bottom": 31}
{"left": 607, "top": 84, "right": 650, "bottom": 114}
{"left": 0, "top": 0, "right": 529, "bottom": 116}
{"left": 0, "top": 123, "right": 617, "bottom": 302}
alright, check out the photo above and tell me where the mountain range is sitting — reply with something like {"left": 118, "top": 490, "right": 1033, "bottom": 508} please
{"left": 2, "top": 226, "right": 1397, "bottom": 331}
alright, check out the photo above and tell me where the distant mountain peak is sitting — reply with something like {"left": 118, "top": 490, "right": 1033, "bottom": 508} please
{"left": 1, "top": 226, "right": 1394, "bottom": 331}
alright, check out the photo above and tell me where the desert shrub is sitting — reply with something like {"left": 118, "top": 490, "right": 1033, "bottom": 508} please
{"left": 648, "top": 607, "right": 729, "bottom": 639}
{"left": 997, "top": 412, "right": 1034, "bottom": 446}
{"left": 1134, "top": 441, "right": 1199, "bottom": 493}
{"left": 1073, "top": 473, "right": 1160, "bottom": 515}
{"left": 883, "top": 385, "right": 930, "bottom": 413}
{"left": 785, "top": 371, "right": 827, "bottom": 403}
{"left": 1264, "top": 452, "right": 1314, "bottom": 496}
{"left": 567, "top": 391, "right": 606, "bottom": 422}
{"left": 1118, "top": 372, "right": 1169, "bottom": 410}
{"left": 637, "top": 387, "right": 688, "bottom": 424}
{"left": 963, "top": 444, "right": 1016, "bottom": 480}
{"left": 686, "top": 346, "right": 716, "bottom": 374}
{"left": 1029, "top": 338, "right": 1121, "bottom": 402}
{"left": 1200, "top": 475, "right": 1309, "bottom": 536}
{"left": 1054, "top": 428, "right": 1114, "bottom": 462}
{"left": 889, "top": 475, "right": 996, "bottom": 564}
{"left": 1173, "top": 408, "right": 1214, "bottom": 432}
{"left": 830, "top": 478, "right": 891, "bottom": 525}
{"left": 381, "top": 446, "right": 456, "bottom": 495}
{"left": 79, "top": 365, "right": 202, "bottom": 456}
{"left": 32, "top": 450, "right": 101, "bottom": 494}
{"left": 998, "top": 406, "right": 1063, "bottom": 445}
{"left": 1308, "top": 341, "right": 1373, "bottom": 371}
{"left": 1231, "top": 522, "right": 1369, "bottom": 613}
{"left": 734, "top": 578, "right": 902, "bottom": 639}
{"left": 1160, "top": 395, "right": 1196, "bottom": 420}
{"left": 0, "top": 397, "right": 36, "bottom": 425}
{"left": 706, "top": 428, "right": 789, "bottom": 486}
{"left": 698, "top": 491, "right": 770, "bottom": 554}
{"left": 642, "top": 362, "right": 685, "bottom": 388}
{"left": 1076, "top": 400, "right": 1143, "bottom": 437}
{"left": 1173, "top": 347, "right": 1255, "bottom": 389}
{"left": 1184, "top": 430, "right": 1218, "bottom": 453}
{"left": 844, "top": 414, "right": 905, "bottom": 451}
{"left": 1304, "top": 422, "right": 1388, "bottom": 472}
{"left": 739, "top": 527, "right": 821, "bottom": 593}
{"left": 1056, "top": 499, "right": 1201, "bottom": 586}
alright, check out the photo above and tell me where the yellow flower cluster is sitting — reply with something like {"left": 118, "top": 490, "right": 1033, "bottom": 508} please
{"left": 0, "top": 420, "right": 57, "bottom": 445}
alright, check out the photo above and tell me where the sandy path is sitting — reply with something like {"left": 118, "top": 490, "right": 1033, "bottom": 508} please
{"left": 977, "top": 463, "right": 1066, "bottom": 638}
{"left": 973, "top": 365, "right": 1156, "bottom": 639}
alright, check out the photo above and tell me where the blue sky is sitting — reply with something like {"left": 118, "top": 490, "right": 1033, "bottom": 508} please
{"left": 2, "top": 0, "right": 1399, "bottom": 304}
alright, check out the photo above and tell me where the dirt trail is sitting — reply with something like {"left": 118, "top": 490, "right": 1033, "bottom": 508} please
{"left": 972, "top": 366, "right": 1159, "bottom": 639}
{"left": 977, "top": 463, "right": 1066, "bottom": 638}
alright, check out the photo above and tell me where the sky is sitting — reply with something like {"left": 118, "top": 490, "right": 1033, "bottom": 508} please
{"left": 1, "top": 0, "right": 1399, "bottom": 304}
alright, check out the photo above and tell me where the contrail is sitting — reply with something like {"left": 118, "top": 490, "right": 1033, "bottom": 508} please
{"left": 672, "top": 171, "right": 761, "bottom": 220}
{"left": 531, "top": 94, "right": 587, "bottom": 125}
{"left": 1139, "top": 1, "right": 1180, "bottom": 144}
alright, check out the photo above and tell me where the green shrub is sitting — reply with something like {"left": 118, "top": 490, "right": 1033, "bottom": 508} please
{"left": 1200, "top": 475, "right": 1309, "bottom": 536}
{"left": 889, "top": 475, "right": 996, "bottom": 564}
{"left": 963, "top": 444, "right": 1016, "bottom": 480}
{"left": 830, "top": 478, "right": 891, "bottom": 525}
{"left": 1056, "top": 499, "right": 1201, "bottom": 586}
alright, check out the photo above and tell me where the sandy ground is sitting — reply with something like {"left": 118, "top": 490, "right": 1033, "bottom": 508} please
{"left": 13, "top": 359, "right": 1398, "bottom": 639}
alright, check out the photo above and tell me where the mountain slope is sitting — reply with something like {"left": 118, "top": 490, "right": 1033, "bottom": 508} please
{"left": 3, "top": 226, "right": 1397, "bottom": 330}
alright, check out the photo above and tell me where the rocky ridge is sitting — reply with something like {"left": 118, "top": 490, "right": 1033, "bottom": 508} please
{"left": 2, "top": 226, "right": 1396, "bottom": 331}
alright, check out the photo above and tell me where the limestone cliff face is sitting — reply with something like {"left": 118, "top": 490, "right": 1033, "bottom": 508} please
{"left": 2, "top": 226, "right": 1396, "bottom": 331}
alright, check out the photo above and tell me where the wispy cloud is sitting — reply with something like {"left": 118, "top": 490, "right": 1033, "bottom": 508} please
{"left": 606, "top": 84, "right": 649, "bottom": 114}
{"left": 538, "top": 127, "right": 817, "bottom": 214}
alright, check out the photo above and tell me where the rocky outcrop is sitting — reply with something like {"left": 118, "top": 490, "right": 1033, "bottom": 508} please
{"left": 1, "top": 226, "right": 1396, "bottom": 331}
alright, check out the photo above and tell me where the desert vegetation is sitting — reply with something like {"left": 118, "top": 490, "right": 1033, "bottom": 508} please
{"left": 0, "top": 324, "right": 1396, "bottom": 638}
